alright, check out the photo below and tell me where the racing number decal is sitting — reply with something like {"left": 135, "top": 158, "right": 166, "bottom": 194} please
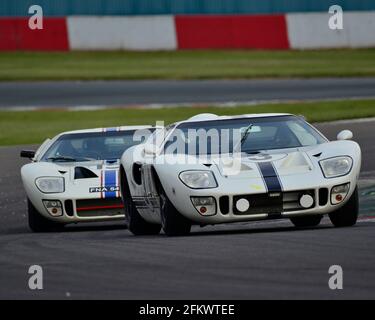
{"left": 248, "top": 153, "right": 273, "bottom": 161}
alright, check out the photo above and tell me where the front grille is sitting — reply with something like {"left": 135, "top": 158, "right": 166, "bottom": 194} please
{"left": 233, "top": 192, "right": 283, "bottom": 215}
{"left": 233, "top": 190, "right": 315, "bottom": 215}
{"left": 283, "top": 190, "right": 315, "bottom": 212}
{"left": 76, "top": 198, "right": 124, "bottom": 217}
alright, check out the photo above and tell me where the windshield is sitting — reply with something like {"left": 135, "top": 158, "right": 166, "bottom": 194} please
{"left": 163, "top": 116, "right": 326, "bottom": 155}
{"left": 41, "top": 130, "right": 152, "bottom": 162}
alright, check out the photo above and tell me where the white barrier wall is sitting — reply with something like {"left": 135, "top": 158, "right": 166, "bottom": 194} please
{"left": 287, "top": 12, "right": 375, "bottom": 49}
{"left": 67, "top": 16, "right": 177, "bottom": 50}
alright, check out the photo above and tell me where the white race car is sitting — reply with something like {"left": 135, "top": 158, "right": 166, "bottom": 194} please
{"left": 21, "top": 126, "right": 153, "bottom": 232}
{"left": 120, "top": 113, "right": 361, "bottom": 236}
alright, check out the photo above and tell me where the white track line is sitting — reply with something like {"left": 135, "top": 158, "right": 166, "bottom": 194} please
{"left": 3, "top": 96, "right": 375, "bottom": 112}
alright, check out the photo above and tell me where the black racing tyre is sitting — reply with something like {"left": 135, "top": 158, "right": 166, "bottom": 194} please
{"left": 290, "top": 215, "right": 323, "bottom": 228}
{"left": 28, "top": 199, "right": 64, "bottom": 233}
{"left": 329, "top": 187, "right": 359, "bottom": 228}
{"left": 159, "top": 187, "right": 191, "bottom": 237}
{"left": 121, "top": 169, "right": 161, "bottom": 236}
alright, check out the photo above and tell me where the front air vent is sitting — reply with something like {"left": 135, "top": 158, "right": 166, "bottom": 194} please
{"left": 319, "top": 188, "right": 329, "bottom": 206}
{"left": 132, "top": 163, "right": 142, "bottom": 185}
{"left": 64, "top": 200, "right": 74, "bottom": 216}
{"left": 219, "top": 196, "right": 230, "bottom": 215}
{"left": 74, "top": 167, "right": 98, "bottom": 179}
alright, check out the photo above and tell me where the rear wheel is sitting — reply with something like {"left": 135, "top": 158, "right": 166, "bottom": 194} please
{"left": 290, "top": 215, "right": 322, "bottom": 228}
{"left": 329, "top": 187, "right": 359, "bottom": 227}
{"left": 121, "top": 170, "right": 161, "bottom": 236}
{"left": 28, "top": 199, "right": 64, "bottom": 233}
{"left": 159, "top": 187, "right": 191, "bottom": 237}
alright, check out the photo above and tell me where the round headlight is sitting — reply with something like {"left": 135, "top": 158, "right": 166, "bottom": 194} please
{"left": 319, "top": 156, "right": 353, "bottom": 178}
{"left": 179, "top": 171, "right": 217, "bottom": 189}
{"left": 35, "top": 177, "right": 65, "bottom": 193}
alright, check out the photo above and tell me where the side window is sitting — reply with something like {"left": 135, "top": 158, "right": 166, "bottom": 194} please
{"left": 287, "top": 121, "right": 318, "bottom": 146}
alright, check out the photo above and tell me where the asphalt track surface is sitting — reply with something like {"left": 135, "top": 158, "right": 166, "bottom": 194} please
{"left": 1, "top": 78, "right": 375, "bottom": 108}
{"left": 0, "top": 119, "right": 374, "bottom": 299}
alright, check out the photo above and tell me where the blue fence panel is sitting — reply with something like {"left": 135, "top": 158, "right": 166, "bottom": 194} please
{"left": 1, "top": 0, "right": 375, "bottom": 16}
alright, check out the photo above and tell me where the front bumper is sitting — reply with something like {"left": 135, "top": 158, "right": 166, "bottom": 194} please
{"left": 167, "top": 176, "right": 357, "bottom": 224}
{"left": 30, "top": 195, "right": 125, "bottom": 224}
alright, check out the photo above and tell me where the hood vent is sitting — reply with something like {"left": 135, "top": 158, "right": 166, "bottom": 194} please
{"left": 74, "top": 167, "right": 98, "bottom": 179}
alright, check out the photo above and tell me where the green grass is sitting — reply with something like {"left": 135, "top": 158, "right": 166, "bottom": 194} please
{"left": 1, "top": 50, "right": 375, "bottom": 81}
{"left": 1, "top": 99, "right": 375, "bottom": 146}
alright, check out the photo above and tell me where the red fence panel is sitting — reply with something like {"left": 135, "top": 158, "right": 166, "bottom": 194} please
{"left": 175, "top": 15, "right": 290, "bottom": 49}
{"left": 0, "top": 18, "right": 69, "bottom": 51}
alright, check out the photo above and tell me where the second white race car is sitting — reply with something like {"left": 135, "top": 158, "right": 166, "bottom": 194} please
{"left": 21, "top": 126, "right": 153, "bottom": 232}
{"left": 120, "top": 113, "right": 361, "bottom": 236}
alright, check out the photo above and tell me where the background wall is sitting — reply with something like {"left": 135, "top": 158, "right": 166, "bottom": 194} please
{"left": 1, "top": 0, "right": 375, "bottom": 16}
{"left": 1, "top": 1, "right": 375, "bottom": 51}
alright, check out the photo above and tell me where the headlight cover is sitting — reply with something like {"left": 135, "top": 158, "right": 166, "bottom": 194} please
{"left": 179, "top": 171, "right": 218, "bottom": 189}
{"left": 319, "top": 156, "right": 353, "bottom": 178}
{"left": 35, "top": 177, "right": 65, "bottom": 193}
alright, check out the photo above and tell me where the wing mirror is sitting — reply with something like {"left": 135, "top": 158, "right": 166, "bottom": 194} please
{"left": 143, "top": 144, "right": 158, "bottom": 156}
{"left": 20, "top": 150, "right": 36, "bottom": 159}
{"left": 337, "top": 130, "right": 353, "bottom": 141}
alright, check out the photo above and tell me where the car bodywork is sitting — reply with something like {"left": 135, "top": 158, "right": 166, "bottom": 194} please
{"left": 21, "top": 126, "right": 153, "bottom": 224}
{"left": 120, "top": 114, "right": 361, "bottom": 228}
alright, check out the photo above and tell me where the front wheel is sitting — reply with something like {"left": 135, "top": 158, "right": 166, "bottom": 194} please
{"left": 290, "top": 215, "right": 322, "bottom": 228}
{"left": 329, "top": 187, "right": 359, "bottom": 227}
{"left": 28, "top": 199, "right": 64, "bottom": 233}
{"left": 159, "top": 188, "right": 191, "bottom": 237}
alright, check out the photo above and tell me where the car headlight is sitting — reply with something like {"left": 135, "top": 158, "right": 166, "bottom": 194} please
{"left": 179, "top": 171, "right": 218, "bottom": 189}
{"left": 319, "top": 156, "right": 353, "bottom": 178}
{"left": 35, "top": 177, "right": 65, "bottom": 193}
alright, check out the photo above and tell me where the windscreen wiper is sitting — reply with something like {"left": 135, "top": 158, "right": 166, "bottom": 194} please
{"left": 233, "top": 124, "right": 253, "bottom": 153}
{"left": 240, "top": 124, "right": 253, "bottom": 145}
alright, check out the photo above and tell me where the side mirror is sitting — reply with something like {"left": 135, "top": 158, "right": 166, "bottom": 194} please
{"left": 337, "top": 130, "right": 353, "bottom": 141}
{"left": 20, "top": 150, "right": 36, "bottom": 159}
{"left": 143, "top": 144, "right": 158, "bottom": 156}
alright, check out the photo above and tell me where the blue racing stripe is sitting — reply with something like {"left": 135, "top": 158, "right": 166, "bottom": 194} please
{"left": 257, "top": 162, "right": 283, "bottom": 192}
{"left": 104, "top": 170, "right": 117, "bottom": 198}
{"left": 257, "top": 161, "right": 283, "bottom": 215}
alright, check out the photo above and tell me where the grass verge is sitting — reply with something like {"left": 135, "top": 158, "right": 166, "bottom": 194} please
{"left": 0, "top": 99, "right": 374, "bottom": 146}
{"left": 1, "top": 50, "right": 375, "bottom": 81}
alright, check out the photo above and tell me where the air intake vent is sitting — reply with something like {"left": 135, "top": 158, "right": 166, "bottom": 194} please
{"left": 219, "top": 196, "right": 229, "bottom": 215}
{"left": 319, "top": 188, "right": 329, "bottom": 206}
{"left": 64, "top": 200, "right": 74, "bottom": 216}
{"left": 74, "top": 167, "right": 98, "bottom": 179}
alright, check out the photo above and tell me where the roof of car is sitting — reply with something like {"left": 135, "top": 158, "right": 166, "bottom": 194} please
{"left": 180, "top": 113, "right": 293, "bottom": 124}
{"left": 60, "top": 125, "right": 153, "bottom": 136}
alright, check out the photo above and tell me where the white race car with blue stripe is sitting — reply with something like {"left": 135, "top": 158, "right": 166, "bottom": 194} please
{"left": 120, "top": 113, "right": 361, "bottom": 236}
{"left": 21, "top": 126, "right": 153, "bottom": 232}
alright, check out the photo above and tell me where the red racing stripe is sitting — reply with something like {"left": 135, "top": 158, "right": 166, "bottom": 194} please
{"left": 0, "top": 18, "right": 69, "bottom": 51}
{"left": 76, "top": 204, "right": 124, "bottom": 212}
{"left": 175, "top": 14, "right": 290, "bottom": 50}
